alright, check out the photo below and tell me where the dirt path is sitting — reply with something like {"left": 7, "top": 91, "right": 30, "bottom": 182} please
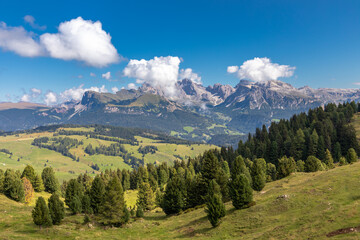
{"left": 326, "top": 225, "right": 360, "bottom": 237}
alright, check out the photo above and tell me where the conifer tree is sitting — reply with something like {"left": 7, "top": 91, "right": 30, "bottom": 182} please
{"left": 277, "top": 156, "right": 296, "bottom": 178}
{"left": 100, "top": 176, "right": 127, "bottom": 226}
{"left": 4, "top": 169, "right": 25, "bottom": 202}
{"left": 0, "top": 169, "right": 4, "bottom": 193}
{"left": 41, "top": 167, "right": 59, "bottom": 193}
{"left": 89, "top": 175, "right": 105, "bottom": 214}
{"left": 21, "top": 165, "right": 36, "bottom": 185}
{"left": 48, "top": 193, "right": 65, "bottom": 225}
{"left": 324, "top": 149, "right": 335, "bottom": 169}
{"left": 251, "top": 158, "right": 266, "bottom": 191}
{"left": 65, "top": 179, "right": 84, "bottom": 214}
{"left": 33, "top": 174, "right": 44, "bottom": 192}
{"left": 161, "top": 176, "right": 184, "bottom": 215}
{"left": 205, "top": 179, "right": 225, "bottom": 227}
{"left": 231, "top": 156, "right": 252, "bottom": 185}
{"left": 296, "top": 160, "right": 305, "bottom": 172}
{"left": 136, "top": 182, "right": 155, "bottom": 211}
{"left": 136, "top": 206, "right": 144, "bottom": 218}
{"left": 32, "top": 197, "right": 52, "bottom": 229}
{"left": 308, "top": 129, "right": 319, "bottom": 156}
{"left": 266, "top": 163, "right": 277, "bottom": 181}
{"left": 305, "top": 156, "right": 323, "bottom": 172}
{"left": 82, "top": 194, "right": 93, "bottom": 214}
{"left": 229, "top": 174, "right": 253, "bottom": 209}
{"left": 121, "top": 170, "right": 130, "bottom": 191}
{"left": 201, "top": 151, "right": 220, "bottom": 184}
{"left": 346, "top": 148, "right": 358, "bottom": 163}
{"left": 339, "top": 156, "right": 347, "bottom": 166}
{"left": 333, "top": 142, "right": 342, "bottom": 162}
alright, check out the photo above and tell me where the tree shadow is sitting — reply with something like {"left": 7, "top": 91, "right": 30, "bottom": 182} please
{"left": 143, "top": 214, "right": 168, "bottom": 221}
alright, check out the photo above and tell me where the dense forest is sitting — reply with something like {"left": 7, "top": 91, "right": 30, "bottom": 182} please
{"left": 0, "top": 101, "right": 359, "bottom": 228}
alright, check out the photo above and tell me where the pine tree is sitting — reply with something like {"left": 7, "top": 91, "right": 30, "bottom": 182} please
{"left": 21, "top": 165, "right": 36, "bottom": 185}
{"left": 89, "top": 175, "right": 105, "bottom": 214}
{"left": 33, "top": 174, "right": 45, "bottom": 192}
{"left": 205, "top": 180, "right": 225, "bottom": 227}
{"left": 136, "top": 206, "right": 144, "bottom": 218}
{"left": 266, "top": 163, "right": 277, "bottom": 182}
{"left": 231, "top": 156, "right": 252, "bottom": 185}
{"left": 346, "top": 148, "right": 358, "bottom": 163}
{"left": 100, "top": 176, "right": 127, "bottom": 226}
{"left": 229, "top": 174, "right": 253, "bottom": 209}
{"left": 32, "top": 197, "right": 52, "bottom": 229}
{"left": 136, "top": 182, "right": 155, "bottom": 211}
{"left": 22, "top": 177, "right": 34, "bottom": 204}
{"left": 68, "top": 195, "right": 82, "bottom": 215}
{"left": 48, "top": 193, "right": 65, "bottom": 225}
{"left": 201, "top": 151, "right": 220, "bottom": 185}
{"left": 324, "top": 149, "right": 335, "bottom": 169}
{"left": 121, "top": 170, "right": 130, "bottom": 191}
{"left": 339, "top": 156, "right": 347, "bottom": 166}
{"left": 41, "top": 167, "right": 59, "bottom": 193}
{"left": 296, "top": 160, "right": 305, "bottom": 172}
{"left": 251, "top": 158, "right": 266, "bottom": 191}
{"left": 308, "top": 129, "right": 319, "bottom": 156}
{"left": 161, "top": 176, "right": 184, "bottom": 215}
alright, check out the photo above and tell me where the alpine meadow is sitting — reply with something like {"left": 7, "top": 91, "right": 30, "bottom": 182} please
{"left": 1, "top": 1, "right": 360, "bottom": 239}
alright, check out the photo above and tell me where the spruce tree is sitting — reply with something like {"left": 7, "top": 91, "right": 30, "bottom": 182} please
{"left": 161, "top": 176, "right": 184, "bottom": 215}
{"left": 231, "top": 156, "right": 252, "bottom": 185}
{"left": 32, "top": 197, "right": 52, "bottom": 229}
{"left": 229, "top": 174, "right": 253, "bottom": 209}
{"left": 277, "top": 156, "right": 296, "bottom": 178}
{"left": 89, "top": 175, "right": 105, "bottom": 214}
{"left": 305, "top": 156, "right": 323, "bottom": 172}
{"left": 333, "top": 142, "right": 342, "bottom": 162}
{"left": 41, "top": 167, "right": 59, "bottom": 193}
{"left": 266, "top": 163, "right": 277, "bottom": 182}
{"left": 201, "top": 151, "right": 220, "bottom": 184}
{"left": 346, "top": 148, "right": 358, "bottom": 163}
{"left": 122, "top": 169, "right": 130, "bottom": 191}
{"left": 100, "top": 176, "right": 127, "bottom": 226}
{"left": 21, "top": 165, "right": 36, "bottom": 185}
{"left": 33, "top": 174, "right": 45, "bottom": 192}
{"left": 324, "top": 149, "right": 335, "bottom": 169}
{"left": 251, "top": 158, "right": 266, "bottom": 191}
{"left": 48, "top": 193, "right": 65, "bottom": 225}
{"left": 136, "top": 206, "right": 144, "bottom": 218}
{"left": 65, "top": 179, "right": 84, "bottom": 214}
{"left": 4, "top": 169, "right": 25, "bottom": 202}
{"left": 82, "top": 194, "right": 93, "bottom": 214}
{"left": 205, "top": 180, "right": 225, "bottom": 227}
{"left": 136, "top": 182, "right": 155, "bottom": 211}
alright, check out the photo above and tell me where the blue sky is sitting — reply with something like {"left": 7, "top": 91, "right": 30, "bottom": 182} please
{"left": 0, "top": 0, "right": 359, "bottom": 104}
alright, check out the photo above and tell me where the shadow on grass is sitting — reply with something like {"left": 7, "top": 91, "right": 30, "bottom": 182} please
{"left": 143, "top": 214, "right": 168, "bottom": 221}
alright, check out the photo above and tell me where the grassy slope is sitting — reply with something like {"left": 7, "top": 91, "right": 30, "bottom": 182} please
{"left": 0, "top": 129, "right": 217, "bottom": 182}
{"left": 1, "top": 162, "right": 360, "bottom": 239}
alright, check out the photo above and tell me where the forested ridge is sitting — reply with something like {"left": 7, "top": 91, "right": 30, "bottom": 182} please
{"left": 0, "top": 101, "right": 359, "bottom": 229}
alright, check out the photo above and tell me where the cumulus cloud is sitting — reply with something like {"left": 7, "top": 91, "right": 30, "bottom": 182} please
{"left": 24, "top": 15, "right": 46, "bottom": 30}
{"left": 90, "top": 72, "right": 96, "bottom": 77}
{"left": 102, "top": 71, "right": 111, "bottom": 80}
{"left": 60, "top": 84, "right": 108, "bottom": 102}
{"left": 30, "top": 88, "right": 41, "bottom": 97}
{"left": 228, "top": 57, "right": 295, "bottom": 82}
{"left": 127, "top": 83, "right": 137, "bottom": 90}
{"left": 179, "top": 68, "right": 202, "bottom": 84}
{"left": 123, "top": 56, "right": 182, "bottom": 97}
{"left": 111, "top": 86, "right": 119, "bottom": 93}
{"left": 0, "top": 22, "right": 44, "bottom": 57}
{"left": 0, "top": 17, "right": 120, "bottom": 67}
{"left": 44, "top": 91, "right": 57, "bottom": 105}
{"left": 21, "top": 94, "right": 31, "bottom": 102}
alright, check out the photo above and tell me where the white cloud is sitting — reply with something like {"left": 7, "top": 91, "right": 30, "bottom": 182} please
{"left": 21, "top": 94, "right": 31, "bottom": 102}
{"left": 102, "top": 71, "right": 111, "bottom": 80}
{"left": 90, "top": 72, "right": 96, "bottom": 77}
{"left": 31, "top": 88, "right": 41, "bottom": 95}
{"left": 40, "top": 17, "right": 119, "bottom": 67}
{"left": 77, "top": 75, "right": 83, "bottom": 79}
{"left": 0, "top": 22, "right": 44, "bottom": 57}
{"left": 179, "top": 68, "right": 202, "bottom": 84}
{"left": 127, "top": 83, "right": 137, "bottom": 90}
{"left": 44, "top": 92, "right": 57, "bottom": 105}
{"left": 60, "top": 84, "right": 108, "bottom": 102}
{"left": 24, "top": 15, "right": 46, "bottom": 30}
{"left": 228, "top": 57, "right": 295, "bottom": 82}
{"left": 0, "top": 17, "right": 119, "bottom": 67}
{"left": 123, "top": 56, "right": 181, "bottom": 97}
{"left": 227, "top": 66, "right": 239, "bottom": 73}
{"left": 111, "top": 86, "right": 119, "bottom": 93}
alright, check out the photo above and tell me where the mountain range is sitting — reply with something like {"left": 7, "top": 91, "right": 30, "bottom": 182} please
{"left": 1, "top": 79, "right": 360, "bottom": 146}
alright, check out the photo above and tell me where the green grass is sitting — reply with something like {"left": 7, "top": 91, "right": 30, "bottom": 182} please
{"left": 0, "top": 130, "right": 217, "bottom": 182}
{"left": 2, "top": 162, "right": 360, "bottom": 239}
{"left": 183, "top": 126, "right": 194, "bottom": 133}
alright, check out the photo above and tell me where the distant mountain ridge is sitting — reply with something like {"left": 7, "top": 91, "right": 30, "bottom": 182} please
{"left": 1, "top": 79, "right": 360, "bottom": 146}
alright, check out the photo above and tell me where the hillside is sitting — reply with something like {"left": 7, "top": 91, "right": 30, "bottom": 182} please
{"left": 0, "top": 125, "right": 217, "bottom": 181}
{"left": 1, "top": 161, "right": 360, "bottom": 239}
